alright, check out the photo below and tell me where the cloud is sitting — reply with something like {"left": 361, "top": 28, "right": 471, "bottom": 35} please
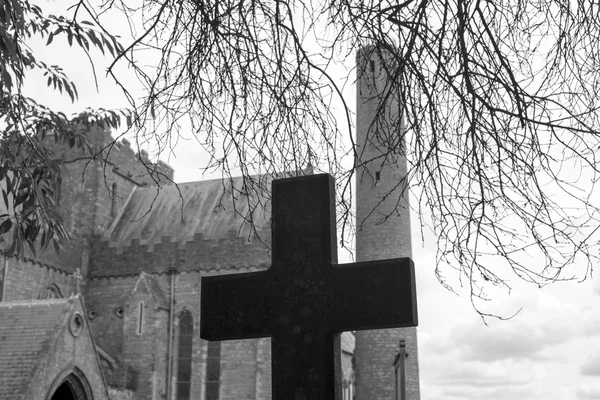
{"left": 578, "top": 383, "right": 600, "bottom": 400}
{"left": 421, "top": 361, "right": 534, "bottom": 400}
{"left": 581, "top": 353, "right": 600, "bottom": 376}
{"left": 442, "top": 385, "right": 532, "bottom": 400}
{"left": 450, "top": 316, "right": 570, "bottom": 362}
{"left": 582, "top": 316, "right": 600, "bottom": 337}
{"left": 593, "top": 278, "right": 600, "bottom": 296}
{"left": 435, "top": 362, "right": 531, "bottom": 388}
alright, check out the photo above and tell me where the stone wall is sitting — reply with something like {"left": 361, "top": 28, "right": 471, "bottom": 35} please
{"left": 1, "top": 256, "right": 74, "bottom": 301}
{"left": 86, "top": 268, "right": 274, "bottom": 400}
{"left": 89, "top": 234, "right": 271, "bottom": 277}
{"left": 353, "top": 46, "right": 421, "bottom": 400}
{"left": 23, "top": 300, "right": 109, "bottom": 400}
{"left": 34, "top": 126, "right": 175, "bottom": 274}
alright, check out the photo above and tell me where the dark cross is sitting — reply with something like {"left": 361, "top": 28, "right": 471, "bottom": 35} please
{"left": 200, "top": 174, "right": 417, "bottom": 400}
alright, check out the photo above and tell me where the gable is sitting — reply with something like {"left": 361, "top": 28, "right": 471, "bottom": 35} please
{"left": 0, "top": 298, "right": 70, "bottom": 397}
{"left": 0, "top": 297, "right": 109, "bottom": 400}
{"left": 131, "top": 272, "right": 168, "bottom": 311}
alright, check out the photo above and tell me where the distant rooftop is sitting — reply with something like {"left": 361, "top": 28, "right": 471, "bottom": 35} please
{"left": 108, "top": 176, "right": 271, "bottom": 247}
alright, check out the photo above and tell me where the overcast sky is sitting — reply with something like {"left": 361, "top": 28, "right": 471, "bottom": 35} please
{"left": 22, "top": 1, "right": 600, "bottom": 398}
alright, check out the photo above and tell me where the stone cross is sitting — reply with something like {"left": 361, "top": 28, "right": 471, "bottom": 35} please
{"left": 200, "top": 174, "right": 417, "bottom": 400}
{"left": 73, "top": 268, "right": 83, "bottom": 294}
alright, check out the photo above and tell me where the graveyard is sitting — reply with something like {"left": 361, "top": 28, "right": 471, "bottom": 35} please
{"left": 1, "top": 1, "right": 600, "bottom": 399}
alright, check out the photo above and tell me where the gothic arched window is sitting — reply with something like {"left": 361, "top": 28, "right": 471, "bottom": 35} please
{"left": 176, "top": 310, "right": 193, "bottom": 400}
{"left": 38, "top": 284, "right": 63, "bottom": 300}
{"left": 205, "top": 340, "right": 221, "bottom": 400}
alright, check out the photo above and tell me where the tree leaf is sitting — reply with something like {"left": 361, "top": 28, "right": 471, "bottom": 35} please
{"left": 27, "top": 238, "right": 36, "bottom": 258}
{"left": 0, "top": 219, "right": 13, "bottom": 236}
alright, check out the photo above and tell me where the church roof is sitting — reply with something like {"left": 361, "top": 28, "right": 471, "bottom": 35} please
{"left": 108, "top": 176, "right": 271, "bottom": 247}
{"left": 136, "top": 272, "right": 169, "bottom": 310}
{"left": 0, "top": 298, "right": 76, "bottom": 397}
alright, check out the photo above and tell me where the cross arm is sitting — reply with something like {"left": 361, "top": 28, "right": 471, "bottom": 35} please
{"left": 331, "top": 257, "right": 417, "bottom": 332}
{"left": 200, "top": 270, "right": 272, "bottom": 341}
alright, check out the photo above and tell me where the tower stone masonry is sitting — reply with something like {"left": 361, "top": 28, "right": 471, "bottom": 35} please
{"left": 353, "top": 46, "right": 421, "bottom": 400}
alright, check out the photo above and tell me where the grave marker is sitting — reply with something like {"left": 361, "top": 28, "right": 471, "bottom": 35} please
{"left": 201, "top": 174, "right": 417, "bottom": 399}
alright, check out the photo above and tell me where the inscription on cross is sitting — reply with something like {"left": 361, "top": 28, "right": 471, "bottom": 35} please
{"left": 200, "top": 174, "right": 417, "bottom": 399}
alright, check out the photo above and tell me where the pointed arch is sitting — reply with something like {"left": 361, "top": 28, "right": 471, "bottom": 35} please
{"left": 38, "top": 284, "right": 63, "bottom": 300}
{"left": 204, "top": 340, "right": 221, "bottom": 400}
{"left": 176, "top": 309, "right": 193, "bottom": 400}
{"left": 46, "top": 367, "right": 93, "bottom": 400}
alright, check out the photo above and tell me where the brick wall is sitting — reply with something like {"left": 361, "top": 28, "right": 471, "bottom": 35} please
{"left": 23, "top": 299, "right": 109, "bottom": 400}
{"left": 353, "top": 47, "right": 421, "bottom": 400}
{"left": 109, "top": 387, "right": 135, "bottom": 400}
{"left": 254, "top": 338, "right": 272, "bottom": 400}
{"left": 85, "top": 276, "right": 135, "bottom": 356}
{"left": 87, "top": 267, "right": 274, "bottom": 400}
{"left": 89, "top": 233, "right": 272, "bottom": 277}
{"left": 34, "top": 126, "right": 174, "bottom": 274}
{"left": 122, "top": 280, "right": 169, "bottom": 400}
{"left": 2, "top": 256, "right": 74, "bottom": 301}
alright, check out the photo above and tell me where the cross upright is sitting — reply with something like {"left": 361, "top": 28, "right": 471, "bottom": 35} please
{"left": 200, "top": 173, "right": 417, "bottom": 400}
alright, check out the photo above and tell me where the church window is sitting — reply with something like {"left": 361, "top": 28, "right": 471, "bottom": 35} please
{"left": 176, "top": 310, "right": 193, "bottom": 400}
{"left": 69, "top": 312, "right": 84, "bottom": 337}
{"left": 137, "top": 301, "right": 144, "bottom": 335}
{"left": 369, "top": 59, "right": 375, "bottom": 73}
{"left": 393, "top": 339, "right": 407, "bottom": 400}
{"left": 87, "top": 309, "right": 97, "bottom": 320}
{"left": 38, "top": 284, "right": 63, "bottom": 299}
{"left": 205, "top": 341, "right": 221, "bottom": 400}
{"left": 375, "top": 171, "right": 381, "bottom": 183}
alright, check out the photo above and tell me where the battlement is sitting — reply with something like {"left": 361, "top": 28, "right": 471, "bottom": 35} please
{"left": 49, "top": 125, "right": 174, "bottom": 186}
{"left": 108, "top": 138, "right": 174, "bottom": 186}
{"left": 89, "top": 231, "right": 272, "bottom": 278}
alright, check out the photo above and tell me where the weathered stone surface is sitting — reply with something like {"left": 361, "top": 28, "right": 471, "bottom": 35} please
{"left": 201, "top": 173, "right": 417, "bottom": 399}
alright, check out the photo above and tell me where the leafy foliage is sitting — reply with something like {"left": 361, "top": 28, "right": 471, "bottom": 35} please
{"left": 0, "top": 0, "right": 128, "bottom": 257}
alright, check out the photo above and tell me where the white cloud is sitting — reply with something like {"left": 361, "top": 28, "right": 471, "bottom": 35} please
{"left": 578, "top": 383, "right": 600, "bottom": 400}
{"left": 581, "top": 353, "right": 600, "bottom": 376}
{"left": 450, "top": 315, "right": 570, "bottom": 363}
{"left": 593, "top": 277, "right": 600, "bottom": 296}
{"left": 435, "top": 362, "right": 531, "bottom": 387}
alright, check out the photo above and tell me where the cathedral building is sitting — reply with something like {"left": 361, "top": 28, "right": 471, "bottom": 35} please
{"left": 0, "top": 48, "right": 419, "bottom": 400}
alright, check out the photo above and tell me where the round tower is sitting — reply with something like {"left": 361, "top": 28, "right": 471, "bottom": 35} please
{"left": 353, "top": 46, "right": 420, "bottom": 400}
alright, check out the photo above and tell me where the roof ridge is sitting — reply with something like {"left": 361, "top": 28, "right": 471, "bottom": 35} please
{"left": 106, "top": 185, "right": 138, "bottom": 237}
{"left": 0, "top": 297, "right": 71, "bottom": 307}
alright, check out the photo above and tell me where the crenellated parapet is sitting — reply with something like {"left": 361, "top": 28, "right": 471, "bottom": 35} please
{"left": 52, "top": 125, "right": 174, "bottom": 186}
{"left": 107, "top": 139, "right": 174, "bottom": 186}
{"left": 89, "top": 232, "right": 272, "bottom": 278}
